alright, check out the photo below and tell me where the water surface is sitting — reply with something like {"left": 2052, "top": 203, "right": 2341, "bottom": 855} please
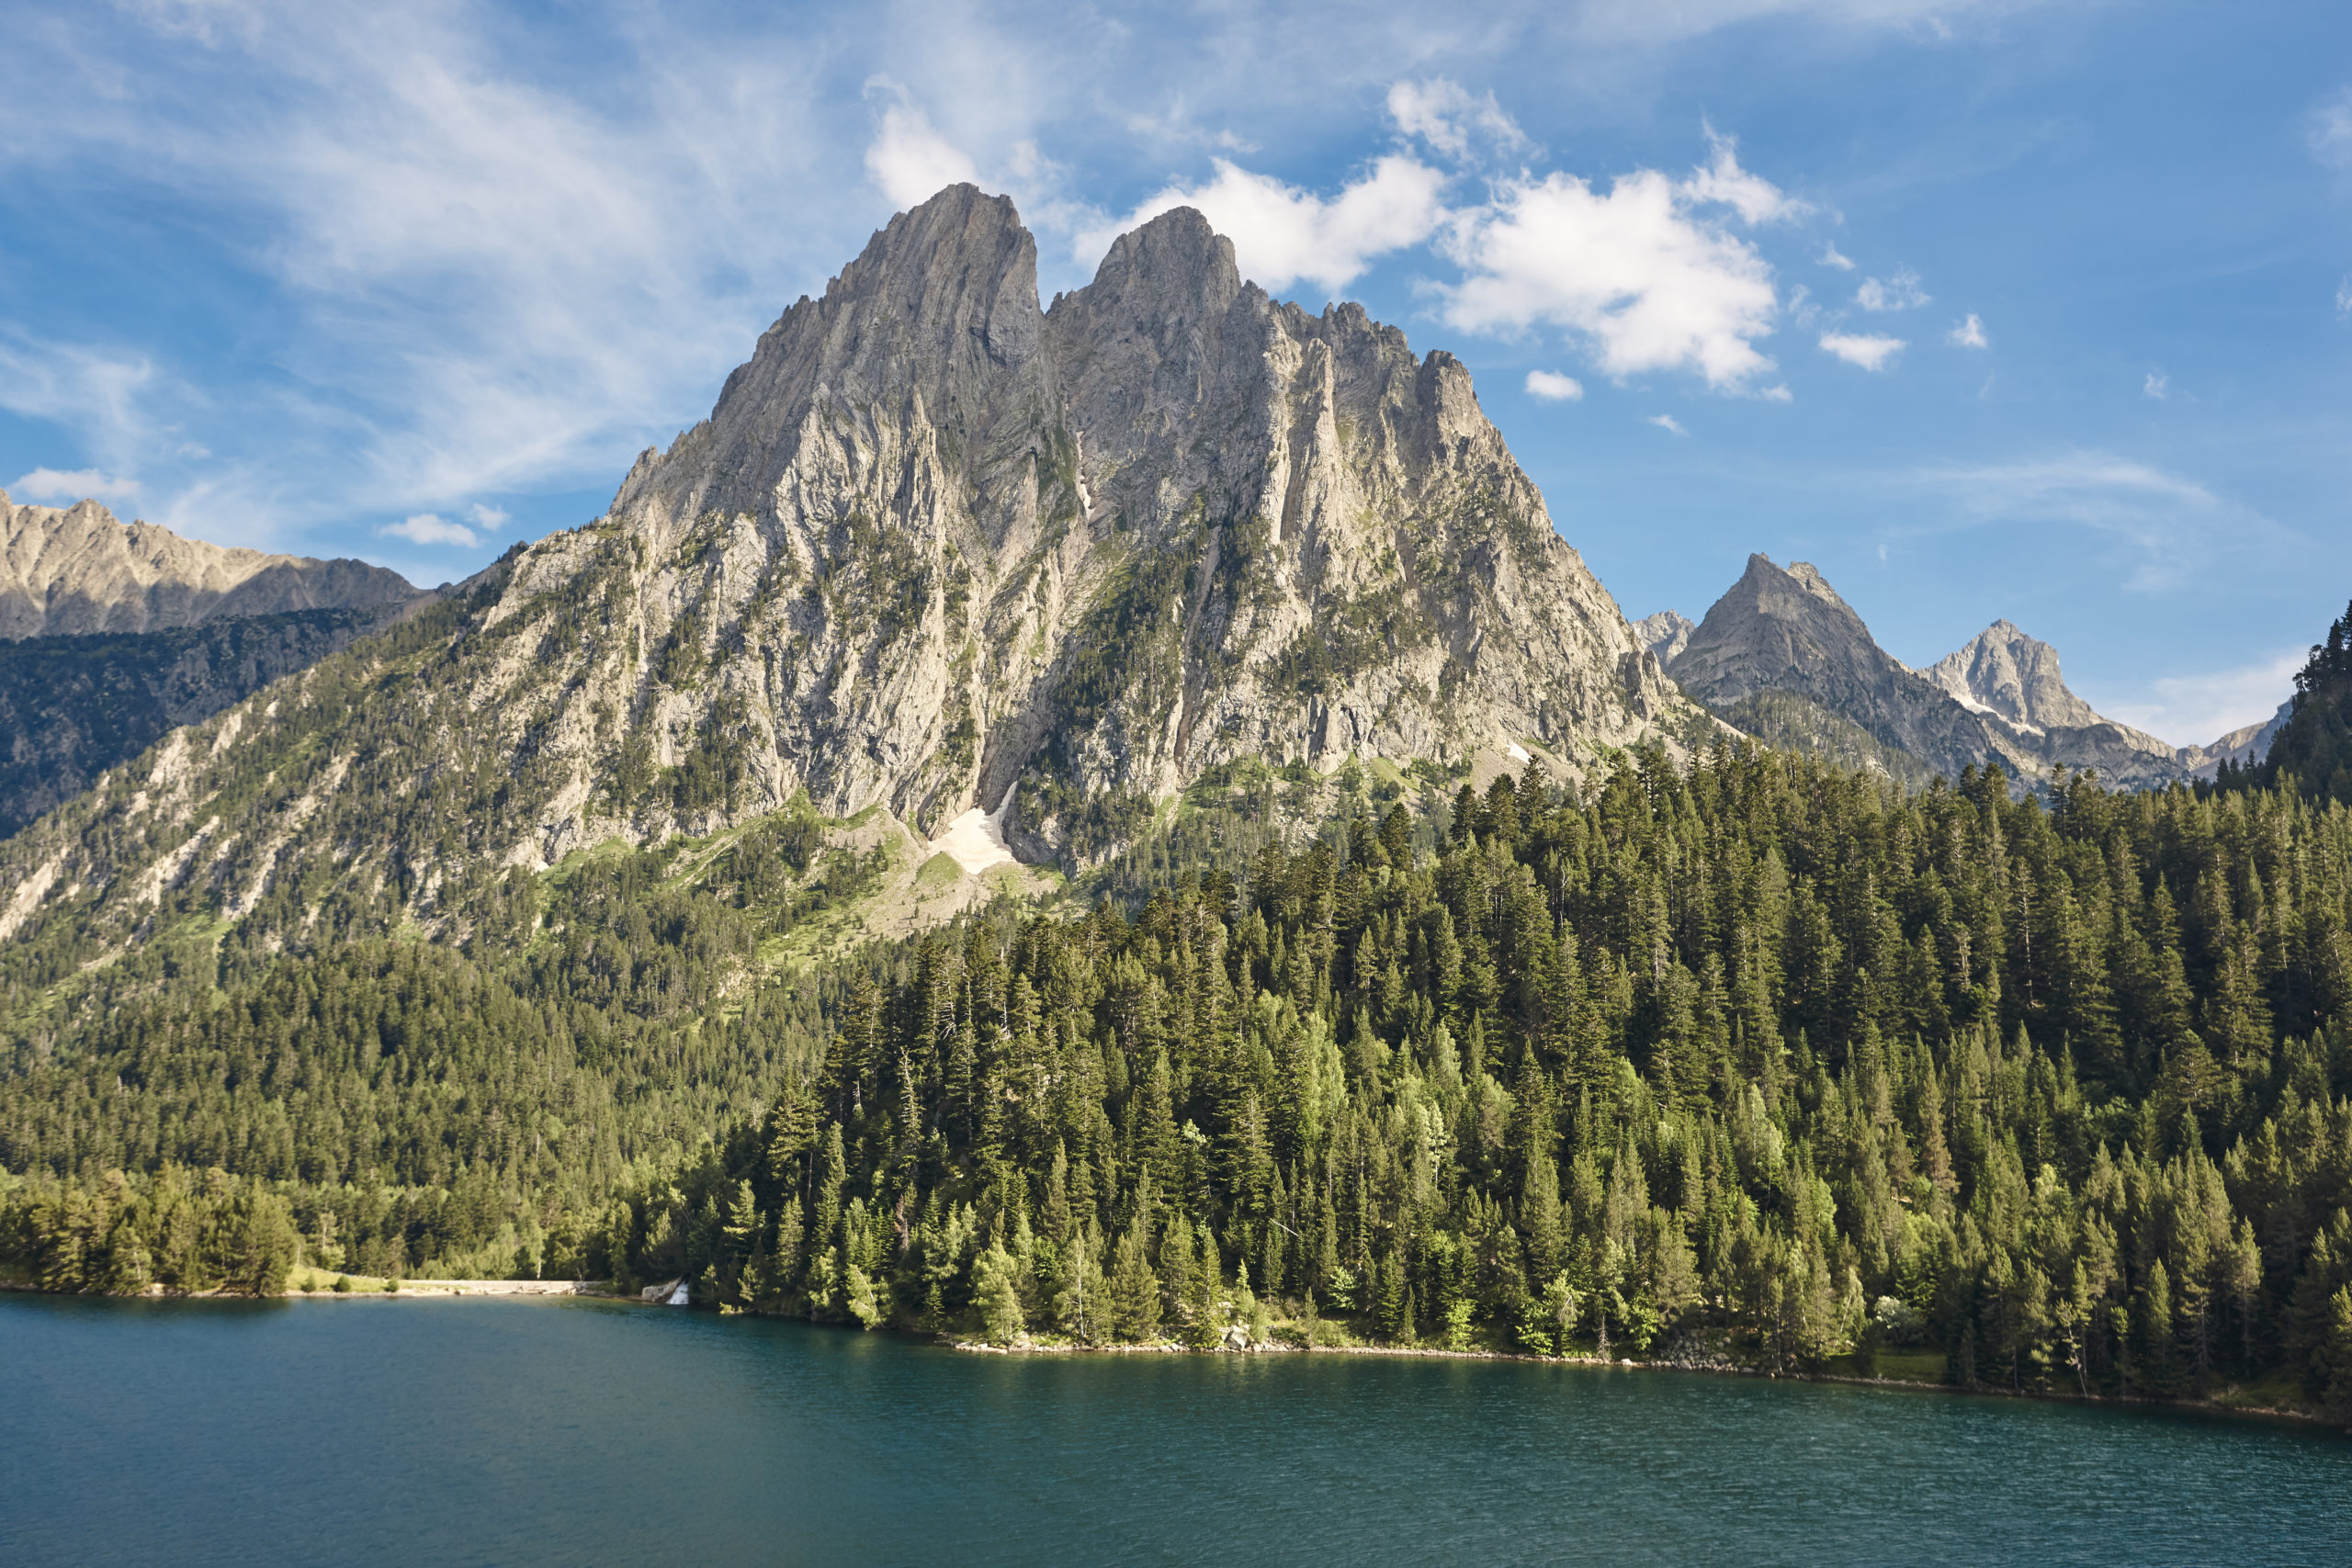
{"left": 3, "top": 1295, "right": 2346, "bottom": 1565}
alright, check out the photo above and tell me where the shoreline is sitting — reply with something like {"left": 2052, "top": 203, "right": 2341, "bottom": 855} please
{"left": 6, "top": 1273, "right": 2335, "bottom": 1430}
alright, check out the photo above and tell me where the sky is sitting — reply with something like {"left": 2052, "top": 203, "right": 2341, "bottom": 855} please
{"left": 1, "top": 0, "right": 2346, "bottom": 748}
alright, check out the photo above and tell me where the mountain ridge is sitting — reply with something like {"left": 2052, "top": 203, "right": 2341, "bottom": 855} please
{"left": 0, "top": 186, "right": 1699, "bottom": 966}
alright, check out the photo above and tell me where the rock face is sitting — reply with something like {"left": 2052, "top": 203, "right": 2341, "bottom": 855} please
{"left": 1922, "top": 620, "right": 2098, "bottom": 732}
{"left": 492, "top": 186, "right": 1693, "bottom": 863}
{"left": 1668, "top": 555, "right": 2193, "bottom": 789}
{"left": 0, "top": 492, "right": 414, "bottom": 638}
{"left": 0, "top": 186, "right": 1700, "bottom": 957}
{"left": 1634, "top": 610, "right": 1692, "bottom": 665}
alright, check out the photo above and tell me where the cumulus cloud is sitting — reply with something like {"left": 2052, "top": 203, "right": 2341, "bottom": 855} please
{"left": 1947, "top": 313, "right": 1987, "bottom": 348}
{"left": 1386, "top": 78, "right": 1529, "bottom": 162}
{"left": 9, "top": 467, "right": 141, "bottom": 504}
{"left": 1820, "top": 331, "right": 1904, "bottom": 370}
{"left": 1682, "top": 128, "right": 1809, "bottom": 224}
{"left": 381, "top": 513, "right": 480, "bottom": 547}
{"left": 1437, "top": 140, "right": 1792, "bottom": 389}
{"left": 1082, "top": 154, "right": 1448, "bottom": 296}
{"left": 467, "top": 502, "right": 511, "bottom": 529}
{"left": 1524, "top": 369, "right": 1585, "bottom": 400}
{"left": 1647, "top": 413, "right": 1688, "bottom": 434}
{"left": 1820, "top": 243, "right": 1855, "bottom": 271}
{"left": 1855, "top": 268, "right": 1928, "bottom": 311}
{"left": 864, "top": 87, "right": 982, "bottom": 208}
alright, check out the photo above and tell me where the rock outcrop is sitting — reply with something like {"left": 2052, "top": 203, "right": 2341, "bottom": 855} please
{"left": 0, "top": 492, "right": 414, "bottom": 637}
{"left": 1634, "top": 609, "right": 1692, "bottom": 665}
{"left": 2180, "top": 700, "right": 2293, "bottom": 780}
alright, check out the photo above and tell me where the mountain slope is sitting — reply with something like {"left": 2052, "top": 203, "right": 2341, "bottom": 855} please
{"left": 0, "top": 605, "right": 416, "bottom": 838}
{"left": 0, "top": 492, "right": 414, "bottom": 637}
{"left": 0, "top": 185, "right": 1696, "bottom": 971}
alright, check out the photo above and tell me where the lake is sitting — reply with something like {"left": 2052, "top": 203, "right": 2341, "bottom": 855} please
{"left": 3, "top": 1294, "right": 2346, "bottom": 1565}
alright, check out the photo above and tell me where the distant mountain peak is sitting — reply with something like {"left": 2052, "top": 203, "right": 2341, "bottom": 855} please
{"left": 0, "top": 491, "right": 415, "bottom": 639}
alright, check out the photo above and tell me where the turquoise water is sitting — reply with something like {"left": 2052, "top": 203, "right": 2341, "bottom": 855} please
{"left": 3, "top": 1296, "right": 2346, "bottom": 1565}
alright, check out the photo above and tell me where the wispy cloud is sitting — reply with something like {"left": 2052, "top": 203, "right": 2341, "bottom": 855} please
{"left": 1820, "top": 331, "right": 1904, "bottom": 369}
{"left": 2143, "top": 368, "right": 2168, "bottom": 400}
{"left": 1387, "top": 78, "right": 1530, "bottom": 163}
{"left": 1902, "top": 450, "right": 2299, "bottom": 592}
{"left": 8, "top": 467, "right": 142, "bottom": 505}
{"left": 1647, "top": 412, "right": 1688, "bottom": 434}
{"left": 864, "top": 81, "right": 983, "bottom": 208}
{"left": 2309, "top": 85, "right": 2352, "bottom": 171}
{"left": 381, "top": 513, "right": 480, "bottom": 547}
{"left": 1819, "top": 243, "right": 1855, "bottom": 271}
{"left": 1947, "top": 312, "right": 1987, "bottom": 348}
{"left": 2097, "top": 650, "right": 2302, "bottom": 749}
{"left": 1525, "top": 369, "right": 1585, "bottom": 400}
{"left": 1855, "top": 267, "right": 1928, "bottom": 311}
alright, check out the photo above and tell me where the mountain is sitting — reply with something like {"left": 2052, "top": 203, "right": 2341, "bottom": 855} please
{"left": 1666, "top": 555, "right": 2196, "bottom": 789}
{"left": 0, "top": 492, "right": 414, "bottom": 637}
{"left": 2181, "top": 699, "right": 2292, "bottom": 781}
{"left": 0, "top": 185, "right": 1697, "bottom": 963}
{"left": 0, "top": 494, "right": 424, "bottom": 839}
{"left": 1634, "top": 609, "right": 1692, "bottom": 665}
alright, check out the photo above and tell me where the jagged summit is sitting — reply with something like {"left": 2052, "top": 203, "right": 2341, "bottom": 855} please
{"left": 1634, "top": 609, "right": 1692, "bottom": 664}
{"left": 1922, "top": 620, "right": 2099, "bottom": 734}
{"left": 0, "top": 185, "right": 1699, "bottom": 961}
{"left": 0, "top": 491, "right": 415, "bottom": 638}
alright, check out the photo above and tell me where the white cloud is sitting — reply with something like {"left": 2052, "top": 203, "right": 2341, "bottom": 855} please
{"left": 1083, "top": 154, "right": 1448, "bottom": 297}
{"left": 1524, "top": 369, "right": 1585, "bottom": 401}
{"left": 8, "top": 467, "right": 142, "bottom": 505}
{"left": 1437, "top": 141, "right": 1791, "bottom": 389}
{"left": 2143, "top": 369, "right": 2168, "bottom": 400}
{"left": 1820, "top": 243, "right": 1855, "bottom": 271}
{"left": 2338, "top": 276, "right": 2352, "bottom": 320}
{"left": 1682, "top": 127, "right": 1810, "bottom": 224}
{"left": 864, "top": 87, "right": 982, "bottom": 209}
{"left": 2098, "top": 650, "right": 2303, "bottom": 749}
{"left": 466, "top": 502, "right": 512, "bottom": 529}
{"left": 1386, "top": 79, "right": 1528, "bottom": 163}
{"left": 1906, "top": 450, "right": 2297, "bottom": 593}
{"left": 1647, "top": 413, "right": 1688, "bottom": 434}
{"left": 2309, "top": 85, "right": 2352, "bottom": 171}
{"left": 1820, "top": 331, "right": 1905, "bottom": 370}
{"left": 1947, "top": 312, "right": 1987, "bottom": 348}
{"left": 380, "top": 513, "right": 480, "bottom": 547}
{"left": 1855, "top": 267, "right": 1928, "bottom": 311}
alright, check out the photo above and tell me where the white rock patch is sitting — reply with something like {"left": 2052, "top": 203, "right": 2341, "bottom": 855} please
{"left": 927, "top": 785, "right": 1018, "bottom": 875}
{"left": 1505, "top": 740, "right": 1533, "bottom": 764}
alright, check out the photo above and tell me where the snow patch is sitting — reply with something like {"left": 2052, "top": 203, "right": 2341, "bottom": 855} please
{"left": 927, "top": 784, "right": 1018, "bottom": 875}
{"left": 1505, "top": 740, "right": 1533, "bottom": 764}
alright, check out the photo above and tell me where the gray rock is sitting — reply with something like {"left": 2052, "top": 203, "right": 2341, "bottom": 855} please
{"left": 1634, "top": 609, "right": 1692, "bottom": 665}
{"left": 0, "top": 492, "right": 416, "bottom": 637}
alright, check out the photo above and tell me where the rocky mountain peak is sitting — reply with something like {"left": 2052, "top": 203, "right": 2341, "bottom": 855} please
{"left": 1923, "top": 619, "right": 2098, "bottom": 733}
{"left": 0, "top": 183, "right": 1705, "bottom": 959}
{"left": 0, "top": 490, "right": 415, "bottom": 639}
{"left": 1634, "top": 609, "right": 1693, "bottom": 664}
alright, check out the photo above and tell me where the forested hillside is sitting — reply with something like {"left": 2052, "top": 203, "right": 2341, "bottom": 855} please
{"left": 6, "top": 741, "right": 2352, "bottom": 1416}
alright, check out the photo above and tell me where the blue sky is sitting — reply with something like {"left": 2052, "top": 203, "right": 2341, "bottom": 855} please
{"left": 2, "top": 1, "right": 2346, "bottom": 746}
